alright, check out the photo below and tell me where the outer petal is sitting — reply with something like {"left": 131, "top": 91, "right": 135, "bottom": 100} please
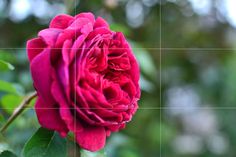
{"left": 49, "top": 14, "right": 74, "bottom": 29}
{"left": 76, "top": 126, "right": 106, "bottom": 152}
{"left": 27, "top": 37, "right": 46, "bottom": 62}
{"left": 94, "top": 17, "right": 109, "bottom": 29}
{"left": 35, "top": 97, "right": 68, "bottom": 137}
{"left": 38, "top": 28, "right": 62, "bottom": 46}
{"left": 30, "top": 48, "right": 54, "bottom": 105}
{"left": 75, "top": 12, "right": 95, "bottom": 24}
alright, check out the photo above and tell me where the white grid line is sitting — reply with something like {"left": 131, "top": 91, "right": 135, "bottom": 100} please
{"left": 159, "top": 0, "right": 162, "bottom": 157}
{"left": 74, "top": 0, "right": 77, "bottom": 156}
{"left": 1, "top": 48, "right": 236, "bottom": 50}
{"left": 2, "top": 107, "right": 236, "bottom": 109}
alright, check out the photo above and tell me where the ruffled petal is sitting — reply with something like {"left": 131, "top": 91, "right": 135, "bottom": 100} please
{"left": 30, "top": 48, "right": 54, "bottom": 104}
{"left": 51, "top": 72, "right": 83, "bottom": 133}
{"left": 27, "top": 37, "right": 47, "bottom": 62}
{"left": 87, "top": 27, "right": 112, "bottom": 40}
{"left": 75, "top": 12, "right": 95, "bottom": 24}
{"left": 50, "top": 14, "right": 74, "bottom": 29}
{"left": 38, "top": 28, "right": 62, "bottom": 46}
{"left": 76, "top": 126, "right": 106, "bottom": 152}
{"left": 94, "top": 17, "right": 109, "bottom": 29}
{"left": 35, "top": 97, "right": 68, "bottom": 137}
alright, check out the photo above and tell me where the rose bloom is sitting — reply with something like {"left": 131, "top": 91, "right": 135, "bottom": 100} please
{"left": 27, "top": 12, "right": 140, "bottom": 151}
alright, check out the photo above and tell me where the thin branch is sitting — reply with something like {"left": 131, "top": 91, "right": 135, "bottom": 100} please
{"left": 0, "top": 91, "right": 37, "bottom": 133}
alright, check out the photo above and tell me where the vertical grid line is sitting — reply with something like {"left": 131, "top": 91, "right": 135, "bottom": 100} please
{"left": 159, "top": 0, "right": 162, "bottom": 157}
{"left": 74, "top": 0, "right": 77, "bottom": 156}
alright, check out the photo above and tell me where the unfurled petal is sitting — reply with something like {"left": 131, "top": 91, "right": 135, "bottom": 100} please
{"left": 50, "top": 14, "right": 74, "bottom": 29}
{"left": 38, "top": 28, "right": 62, "bottom": 46}
{"left": 75, "top": 12, "right": 95, "bottom": 24}
{"left": 30, "top": 48, "right": 54, "bottom": 104}
{"left": 51, "top": 75, "right": 83, "bottom": 133}
{"left": 27, "top": 37, "right": 46, "bottom": 62}
{"left": 76, "top": 126, "right": 106, "bottom": 152}
{"left": 94, "top": 17, "right": 109, "bottom": 29}
{"left": 35, "top": 97, "right": 68, "bottom": 137}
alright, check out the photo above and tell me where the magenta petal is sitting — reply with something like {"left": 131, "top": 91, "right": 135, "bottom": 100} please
{"left": 35, "top": 97, "right": 68, "bottom": 137}
{"left": 27, "top": 38, "right": 46, "bottom": 62}
{"left": 30, "top": 49, "right": 54, "bottom": 104}
{"left": 94, "top": 17, "right": 109, "bottom": 29}
{"left": 76, "top": 126, "right": 106, "bottom": 151}
{"left": 51, "top": 76, "right": 83, "bottom": 133}
{"left": 38, "top": 28, "right": 62, "bottom": 46}
{"left": 68, "top": 18, "right": 91, "bottom": 30}
{"left": 87, "top": 27, "right": 112, "bottom": 40}
{"left": 50, "top": 14, "right": 74, "bottom": 29}
{"left": 75, "top": 12, "right": 95, "bottom": 23}
{"left": 62, "top": 39, "right": 73, "bottom": 65}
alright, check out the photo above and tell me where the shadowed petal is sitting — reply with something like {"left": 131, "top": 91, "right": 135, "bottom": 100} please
{"left": 27, "top": 37, "right": 47, "bottom": 62}
{"left": 76, "top": 126, "right": 106, "bottom": 152}
{"left": 30, "top": 48, "right": 54, "bottom": 104}
{"left": 35, "top": 97, "right": 68, "bottom": 137}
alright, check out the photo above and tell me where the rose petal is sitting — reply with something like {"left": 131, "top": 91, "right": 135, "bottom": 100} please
{"left": 76, "top": 126, "right": 106, "bottom": 152}
{"left": 50, "top": 14, "right": 74, "bottom": 29}
{"left": 107, "top": 123, "right": 125, "bottom": 132}
{"left": 62, "top": 39, "right": 73, "bottom": 65}
{"left": 108, "top": 53, "right": 131, "bottom": 71}
{"left": 27, "top": 38, "right": 47, "bottom": 62}
{"left": 87, "top": 27, "right": 112, "bottom": 40}
{"left": 68, "top": 17, "right": 91, "bottom": 30}
{"left": 94, "top": 17, "right": 109, "bottom": 29}
{"left": 38, "top": 28, "right": 62, "bottom": 46}
{"left": 75, "top": 12, "right": 95, "bottom": 24}
{"left": 51, "top": 73, "right": 83, "bottom": 133}
{"left": 30, "top": 48, "right": 54, "bottom": 104}
{"left": 35, "top": 97, "right": 68, "bottom": 137}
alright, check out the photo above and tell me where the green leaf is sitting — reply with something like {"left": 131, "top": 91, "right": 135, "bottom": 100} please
{"left": 0, "top": 150, "right": 17, "bottom": 157}
{"left": 130, "top": 42, "right": 156, "bottom": 80}
{"left": 110, "top": 24, "right": 130, "bottom": 36}
{"left": 0, "top": 80, "right": 18, "bottom": 95}
{"left": 81, "top": 149, "right": 107, "bottom": 157}
{"left": 0, "top": 51, "right": 16, "bottom": 63}
{"left": 1, "top": 94, "right": 23, "bottom": 114}
{"left": 0, "top": 60, "right": 14, "bottom": 71}
{"left": 22, "top": 127, "right": 67, "bottom": 157}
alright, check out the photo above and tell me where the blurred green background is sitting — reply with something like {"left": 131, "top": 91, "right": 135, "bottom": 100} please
{"left": 1, "top": 0, "right": 236, "bottom": 156}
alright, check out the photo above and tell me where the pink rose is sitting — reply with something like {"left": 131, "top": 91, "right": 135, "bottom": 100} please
{"left": 27, "top": 12, "right": 140, "bottom": 151}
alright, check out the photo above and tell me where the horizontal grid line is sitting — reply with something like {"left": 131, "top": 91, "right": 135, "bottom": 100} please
{"left": 0, "top": 47, "right": 236, "bottom": 51}
{"left": 0, "top": 48, "right": 157, "bottom": 50}
{"left": 2, "top": 107, "right": 236, "bottom": 110}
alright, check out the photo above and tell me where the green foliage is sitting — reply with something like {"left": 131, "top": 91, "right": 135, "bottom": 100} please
{"left": 110, "top": 24, "right": 130, "bottom": 37}
{"left": 0, "top": 151, "right": 17, "bottom": 157}
{"left": 0, "top": 80, "right": 19, "bottom": 95}
{"left": 1, "top": 94, "right": 23, "bottom": 114}
{"left": 0, "top": 60, "right": 14, "bottom": 71}
{"left": 0, "top": 51, "right": 16, "bottom": 63}
{"left": 131, "top": 42, "right": 156, "bottom": 80}
{"left": 22, "top": 127, "right": 66, "bottom": 157}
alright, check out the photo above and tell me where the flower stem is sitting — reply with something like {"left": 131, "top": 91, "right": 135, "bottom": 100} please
{"left": 0, "top": 91, "right": 37, "bottom": 134}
